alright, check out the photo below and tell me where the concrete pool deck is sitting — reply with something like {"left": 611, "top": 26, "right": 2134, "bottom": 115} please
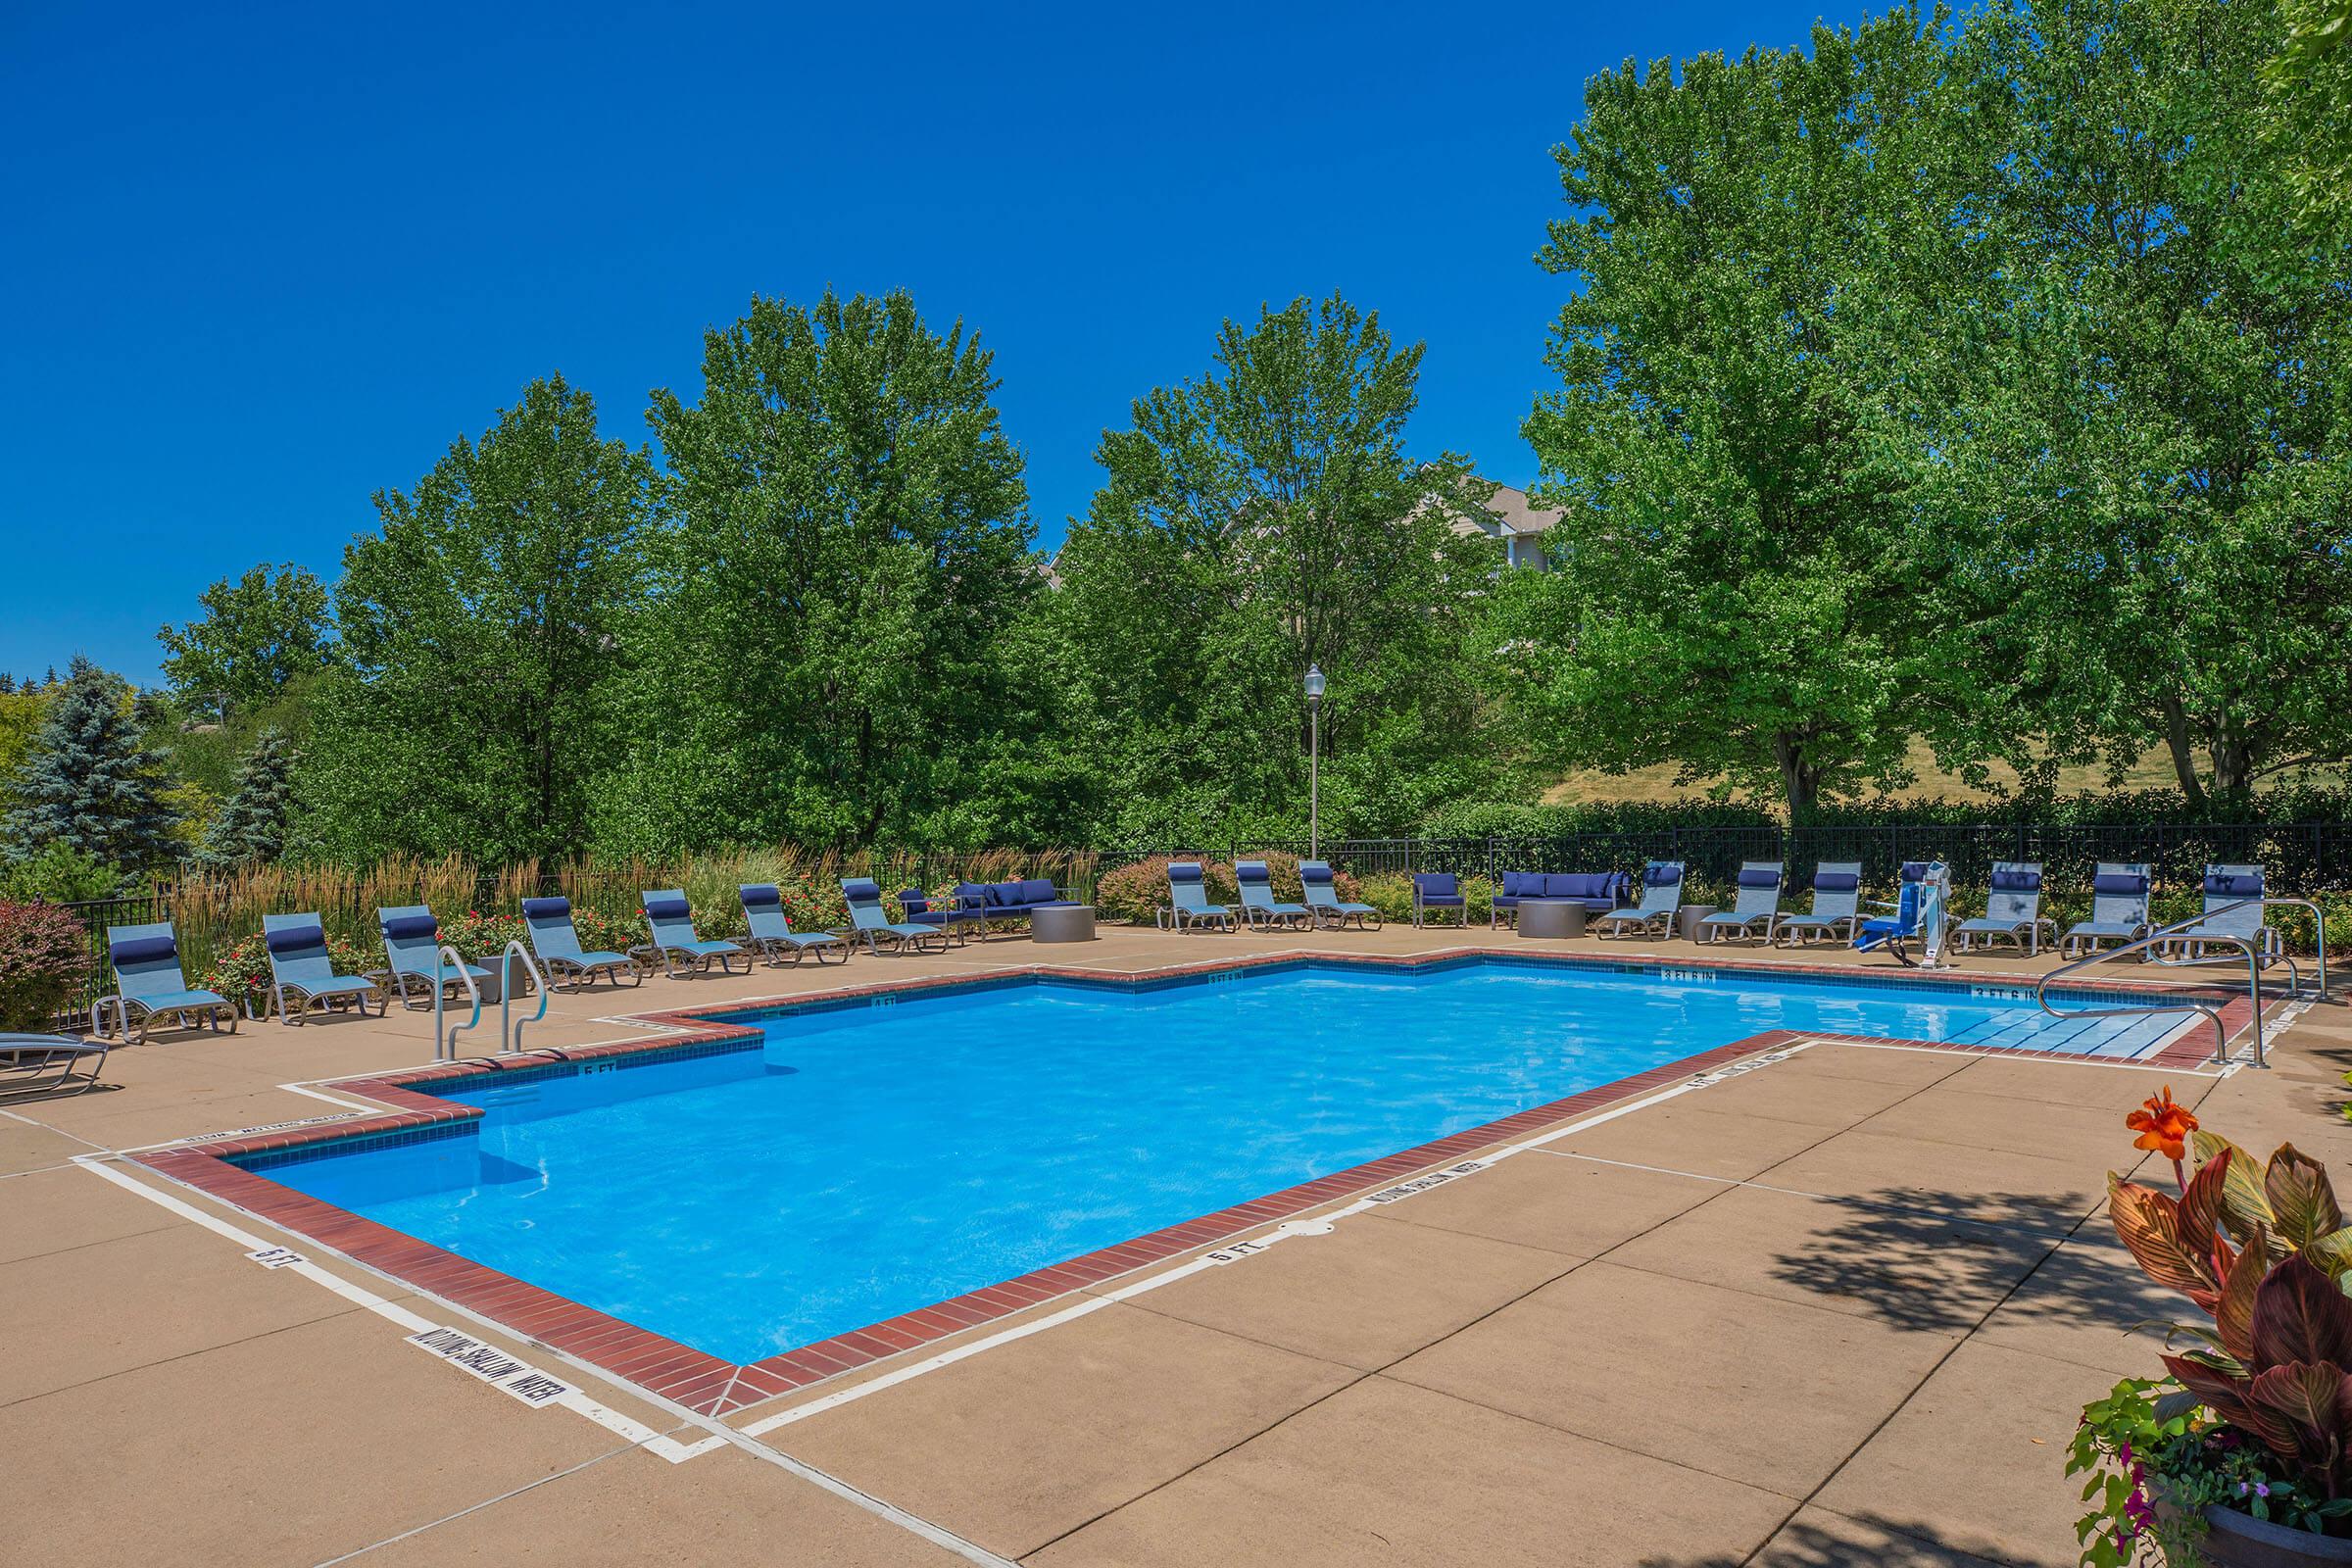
{"left": 5, "top": 919, "right": 2345, "bottom": 1566}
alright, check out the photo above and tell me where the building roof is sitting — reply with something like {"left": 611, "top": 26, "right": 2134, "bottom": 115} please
{"left": 1476, "top": 482, "right": 1562, "bottom": 539}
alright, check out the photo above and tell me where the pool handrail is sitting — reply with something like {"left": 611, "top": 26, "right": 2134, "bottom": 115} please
{"left": 498, "top": 939, "right": 550, "bottom": 1055}
{"left": 432, "top": 943, "right": 483, "bottom": 1061}
{"left": 2033, "top": 896, "right": 2328, "bottom": 1069}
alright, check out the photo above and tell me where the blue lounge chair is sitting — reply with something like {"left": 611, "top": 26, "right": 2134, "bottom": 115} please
{"left": 638, "top": 890, "right": 751, "bottom": 978}
{"left": 0, "top": 1034, "right": 111, "bottom": 1101}
{"left": 1954, "top": 862, "right": 2055, "bottom": 955}
{"left": 93, "top": 922, "right": 238, "bottom": 1043}
{"left": 379, "top": 906, "right": 491, "bottom": 1009}
{"left": 1592, "top": 861, "right": 1686, "bottom": 939}
{"left": 2162, "top": 864, "right": 2280, "bottom": 964}
{"left": 1165, "top": 862, "right": 1236, "bottom": 931}
{"left": 262, "top": 912, "right": 383, "bottom": 1024}
{"left": 1698, "top": 862, "right": 1784, "bottom": 945}
{"left": 1235, "top": 860, "right": 1312, "bottom": 931}
{"left": 521, "top": 898, "right": 641, "bottom": 991}
{"left": 1775, "top": 862, "right": 1863, "bottom": 945}
{"left": 1411, "top": 872, "right": 1468, "bottom": 927}
{"left": 842, "top": 878, "right": 953, "bottom": 954}
{"left": 740, "top": 884, "right": 850, "bottom": 966}
{"left": 1299, "top": 860, "right": 1382, "bottom": 929}
{"left": 2061, "top": 863, "right": 2154, "bottom": 958}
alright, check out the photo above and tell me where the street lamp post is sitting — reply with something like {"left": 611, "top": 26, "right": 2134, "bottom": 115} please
{"left": 1303, "top": 663, "right": 1325, "bottom": 859}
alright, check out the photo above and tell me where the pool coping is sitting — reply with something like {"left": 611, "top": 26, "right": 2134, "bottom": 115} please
{"left": 127, "top": 946, "right": 2252, "bottom": 1418}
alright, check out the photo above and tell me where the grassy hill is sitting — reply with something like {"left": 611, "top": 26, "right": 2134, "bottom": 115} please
{"left": 1542, "top": 741, "right": 2192, "bottom": 811}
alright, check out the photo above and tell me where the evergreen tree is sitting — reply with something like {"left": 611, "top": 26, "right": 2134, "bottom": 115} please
{"left": 2, "top": 659, "right": 182, "bottom": 871}
{"left": 197, "top": 729, "right": 295, "bottom": 868}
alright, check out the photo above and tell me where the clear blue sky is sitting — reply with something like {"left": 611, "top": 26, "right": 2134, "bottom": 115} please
{"left": 1, "top": 0, "right": 1858, "bottom": 685}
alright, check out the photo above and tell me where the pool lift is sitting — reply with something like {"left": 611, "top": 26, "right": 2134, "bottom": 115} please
{"left": 1852, "top": 861, "right": 1953, "bottom": 970}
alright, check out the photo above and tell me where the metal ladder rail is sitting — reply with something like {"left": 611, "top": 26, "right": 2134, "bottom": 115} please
{"left": 497, "top": 940, "right": 551, "bottom": 1055}
{"left": 431, "top": 944, "right": 483, "bottom": 1062}
{"left": 2035, "top": 899, "right": 2285, "bottom": 1069}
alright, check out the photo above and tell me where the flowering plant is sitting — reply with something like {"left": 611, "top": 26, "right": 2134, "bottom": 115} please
{"left": 202, "top": 931, "right": 378, "bottom": 1017}
{"left": 2070, "top": 1089, "right": 2352, "bottom": 1562}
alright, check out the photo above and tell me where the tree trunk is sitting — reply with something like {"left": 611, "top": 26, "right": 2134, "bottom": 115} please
{"left": 2208, "top": 722, "right": 2255, "bottom": 800}
{"left": 2161, "top": 695, "right": 2208, "bottom": 808}
{"left": 1773, "top": 732, "right": 1822, "bottom": 822}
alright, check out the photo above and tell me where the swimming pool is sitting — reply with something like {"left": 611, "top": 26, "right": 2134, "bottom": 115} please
{"left": 239, "top": 957, "right": 2198, "bottom": 1365}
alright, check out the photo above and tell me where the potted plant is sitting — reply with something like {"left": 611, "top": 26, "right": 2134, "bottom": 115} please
{"left": 2072, "top": 1088, "right": 2352, "bottom": 1563}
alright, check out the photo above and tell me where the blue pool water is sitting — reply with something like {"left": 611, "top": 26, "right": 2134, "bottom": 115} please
{"left": 251, "top": 960, "right": 2193, "bottom": 1362}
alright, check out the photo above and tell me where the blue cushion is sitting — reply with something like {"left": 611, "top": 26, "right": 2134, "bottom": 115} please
{"left": 2207, "top": 871, "right": 2263, "bottom": 897}
{"left": 954, "top": 882, "right": 990, "bottom": 905}
{"left": 1413, "top": 873, "right": 1458, "bottom": 897}
{"left": 111, "top": 934, "right": 180, "bottom": 964}
{"left": 1813, "top": 871, "right": 1859, "bottom": 893}
{"left": 1500, "top": 870, "right": 1535, "bottom": 897}
{"left": 842, "top": 879, "right": 882, "bottom": 901}
{"left": 380, "top": 914, "right": 438, "bottom": 941}
{"left": 1643, "top": 863, "right": 1682, "bottom": 887}
{"left": 264, "top": 925, "right": 323, "bottom": 956}
{"left": 1544, "top": 873, "right": 1602, "bottom": 900}
{"left": 1988, "top": 869, "right": 2040, "bottom": 894}
{"left": 1420, "top": 894, "right": 1467, "bottom": 907}
{"left": 2092, "top": 873, "right": 2147, "bottom": 897}
{"left": 898, "top": 889, "right": 929, "bottom": 914}
{"left": 741, "top": 884, "right": 782, "bottom": 909}
{"left": 643, "top": 895, "right": 691, "bottom": 921}
{"left": 1168, "top": 863, "right": 1203, "bottom": 885}
{"left": 1019, "top": 877, "right": 1054, "bottom": 905}
{"left": 982, "top": 881, "right": 1018, "bottom": 908}
{"left": 1737, "top": 867, "right": 1781, "bottom": 889}
{"left": 521, "top": 897, "right": 570, "bottom": 919}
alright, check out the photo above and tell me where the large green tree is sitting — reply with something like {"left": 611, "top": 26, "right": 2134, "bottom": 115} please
{"left": 2, "top": 659, "right": 182, "bottom": 872}
{"left": 299, "top": 375, "right": 656, "bottom": 862}
{"left": 1054, "top": 294, "right": 1498, "bottom": 843}
{"left": 1494, "top": 12, "right": 1979, "bottom": 815}
{"left": 1940, "top": 0, "right": 2352, "bottom": 804}
{"left": 633, "top": 290, "right": 1041, "bottom": 852}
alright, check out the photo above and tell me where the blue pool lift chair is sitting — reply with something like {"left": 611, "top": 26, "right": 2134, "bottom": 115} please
{"left": 637, "top": 890, "right": 752, "bottom": 978}
{"left": 2160, "top": 864, "right": 2281, "bottom": 966}
{"left": 1697, "top": 862, "right": 1785, "bottom": 945}
{"left": 521, "top": 898, "right": 641, "bottom": 991}
{"left": 1953, "top": 862, "right": 2056, "bottom": 955}
{"left": 1299, "top": 860, "right": 1382, "bottom": 930}
{"left": 1592, "top": 861, "right": 1687, "bottom": 940}
{"left": 1164, "top": 862, "right": 1236, "bottom": 932}
{"left": 1410, "top": 872, "right": 1469, "bottom": 927}
{"left": 1235, "top": 860, "right": 1313, "bottom": 931}
{"left": 378, "top": 906, "right": 492, "bottom": 1009}
{"left": 1775, "top": 863, "right": 1863, "bottom": 946}
{"left": 2060, "top": 863, "right": 2155, "bottom": 959}
{"left": 841, "top": 879, "right": 953, "bottom": 954}
{"left": 739, "top": 884, "right": 851, "bottom": 965}
{"left": 261, "top": 912, "right": 383, "bottom": 1024}
{"left": 93, "top": 922, "right": 238, "bottom": 1043}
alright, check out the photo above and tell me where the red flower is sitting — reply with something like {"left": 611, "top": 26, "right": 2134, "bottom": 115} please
{"left": 2126, "top": 1087, "right": 2198, "bottom": 1162}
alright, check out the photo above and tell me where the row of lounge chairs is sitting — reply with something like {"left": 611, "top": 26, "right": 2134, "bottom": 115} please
{"left": 90, "top": 879, "right": 1080, "bottom": 1043}
{"left": 1421, "top": 859, "right": 2281, "bottom": 958}
{"left": 1162, "top": 860, "right": 1381, "bottom": 931}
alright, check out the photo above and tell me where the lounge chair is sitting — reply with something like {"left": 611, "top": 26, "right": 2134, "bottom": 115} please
{"left": 1235, "top": 860, "right": 1312, "bottom": 930}
{"left": 378, "top": 905, "right": 491, "bottom": 1009}
{"left": 262, "top": 913, "right": 383, "bottom": 1024}
{"left": 842, "top": 878, "right": 953, "bottom": 954}
{"left": 1491, "top": 871, "right": 1626, "bottom": 929}
{"left": 637, "top": 890, "right": 752, "bottom": 977}
{"left": 0, "top": 1034, "right": 111, "bottom": 1101}
{"left": 1775, "top": 862, "right": 1863, "bottom": 945}
{"left": 1953, "top": 862, "right": 2056, "bottom": 955}
{"left": 1165, "top": 862, "right": 1236, "bottom": 932}
{"left": 93, "top": 922, "right": 239, "bottom": 1042}
{"left": 739, "top": 884, "right": 850, "bottom": 966}
{"left": 1411, "top": 872, "right": 1469, "bottom": 927}
{"left": 1592, "top": 861, "right": 1686, "bottom": 939}
{"left": 1299, "top": 860, "right": 1382, "bottom": 929}
{"left": 2160, "top": 864, "right": 2281, "bottom": 964}
{"left": 521, "top": 898, "right": 641, "bottom": 991}
{"left": 2061, "top": 863, "right": 2154, "bottom": 958}
{"left": 1697, "top": 861, "right": 1784, "bottom": 944}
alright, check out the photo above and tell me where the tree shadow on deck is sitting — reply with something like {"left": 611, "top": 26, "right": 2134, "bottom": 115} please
{"left": 1642, "top": 1509, "right": 2019, "bottom": 1567}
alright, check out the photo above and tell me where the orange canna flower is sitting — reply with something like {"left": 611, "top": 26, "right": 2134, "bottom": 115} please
{"left": 2126, "top": 1087, "right": 2198, "bottom": 1162}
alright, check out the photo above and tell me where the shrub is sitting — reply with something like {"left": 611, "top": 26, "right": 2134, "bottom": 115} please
{"left": 1356, "top": 872, "right": 1492, "bottom": 924}
{"left": 0, "top": 844, "right": 126, "bottom": 904}
{"left": 200, "top": 929, "right": 376, "bottom": 1018}
{"left": 0, "top": 901, "right": 89, "bottom": 1030}
{"left": 1095, "top": 856, "right": 1237, "bottom": 924}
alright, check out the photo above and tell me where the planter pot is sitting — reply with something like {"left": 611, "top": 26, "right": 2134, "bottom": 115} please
{"left": 2156, "top": 1494, "right": 2352, "bottom": 1567}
